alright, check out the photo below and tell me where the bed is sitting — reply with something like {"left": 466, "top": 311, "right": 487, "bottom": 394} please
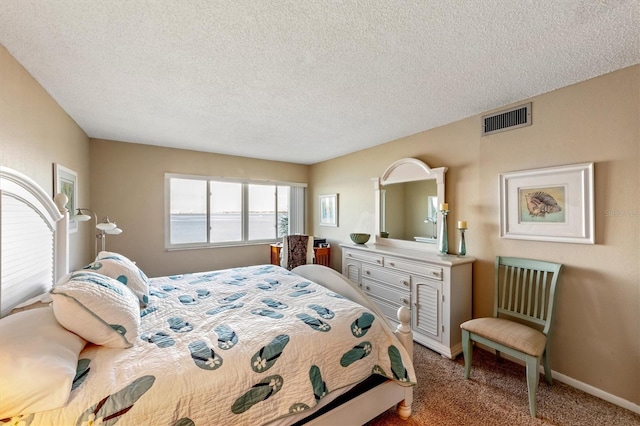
{"left": 0, "top": 166, "right": 415, "bottom": 426}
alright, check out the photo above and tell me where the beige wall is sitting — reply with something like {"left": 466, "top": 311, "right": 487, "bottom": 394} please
{"left": 0, "top": 45, "right": 90, "bottom": 270}
{"left": 309, "top": 65, "right": 640, "bottom": 406}
{"left": 89, "top": 139, "right": 309, "bottom": 277}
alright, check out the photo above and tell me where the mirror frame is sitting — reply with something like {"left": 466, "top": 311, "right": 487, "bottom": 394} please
{"left": 373, "top": 158, "right": 447, "bottom": 251}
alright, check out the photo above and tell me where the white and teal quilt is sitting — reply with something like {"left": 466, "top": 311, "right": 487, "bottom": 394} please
{"left": 21, "top": 265, "right": 416, "bottom": 426}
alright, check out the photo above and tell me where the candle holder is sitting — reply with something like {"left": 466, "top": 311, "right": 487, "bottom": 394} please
{"left": 438, "top": 209, "right": 449, "bottom": 255}
{"left": 457, "top": 226, "right": 467, "bottom": 257}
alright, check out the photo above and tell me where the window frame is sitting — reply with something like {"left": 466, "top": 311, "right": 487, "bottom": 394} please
{"left": 165, "top": 173, "right": 307, "bottom": 250}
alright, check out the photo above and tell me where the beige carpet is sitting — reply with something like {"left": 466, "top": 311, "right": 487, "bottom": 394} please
{"left": 366, "top": 343, "right": 639, "bottom": 426}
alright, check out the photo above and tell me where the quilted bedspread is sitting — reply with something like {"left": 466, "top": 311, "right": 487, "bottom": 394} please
{"left": 19, "top": 265, "right": 415, "bottom": 426}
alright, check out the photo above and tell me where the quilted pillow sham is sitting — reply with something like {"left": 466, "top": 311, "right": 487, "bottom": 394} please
{"left": 0, "top": 307, "right": 86, "bottom": 418}
{"left": 84, "top": 251, "right": 150, "bottom": 306}
{"left": 51, "top": 271, "right": 140, "bottom": 348}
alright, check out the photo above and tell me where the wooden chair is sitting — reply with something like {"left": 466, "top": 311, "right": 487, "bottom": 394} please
{"left": 280, "top": 235, "right": 314, "bottom": 270}
{"left": 460, "top": 256, "right": 563, "bottom": 417}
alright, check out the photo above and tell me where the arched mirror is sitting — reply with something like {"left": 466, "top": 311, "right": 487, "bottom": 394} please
{"left": 374, "top": 158, "right": 447, "bottom": 252}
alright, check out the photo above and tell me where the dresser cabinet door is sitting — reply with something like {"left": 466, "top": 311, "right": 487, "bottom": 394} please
{"left": 343, "top": 260, "right": 362, "bottom": 284}
{"left": 412, "top": 276, "right": 442, "bottom": 343}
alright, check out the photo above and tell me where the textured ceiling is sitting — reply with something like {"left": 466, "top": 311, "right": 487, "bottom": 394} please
{"left": 1, "top": 1, "right": 638, "bottom": 165}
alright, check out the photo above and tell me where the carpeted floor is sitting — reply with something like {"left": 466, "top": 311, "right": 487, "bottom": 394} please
{"left": 366, "top": 343, "right": 639, "bottom": 426}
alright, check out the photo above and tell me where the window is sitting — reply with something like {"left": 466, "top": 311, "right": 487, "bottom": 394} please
{"left": 166, "top": 174, "right": 306, "bottom": 249}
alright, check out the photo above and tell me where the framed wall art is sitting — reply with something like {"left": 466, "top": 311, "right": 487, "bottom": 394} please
{"left": 54, "top": 163, "right": 79, "bottom": 233}
{"left": 319, "top": 193, "right": 338, "bottom": 227}
{"left": 499, "top": 162, "right": 594, "bottom": 244}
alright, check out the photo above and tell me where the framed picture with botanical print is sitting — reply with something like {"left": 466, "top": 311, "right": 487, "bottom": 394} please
{"left": 319, "top": 194, "right": 338, "bottom": 227}
{"left": 500, "top": 162, "right": 594, "bottom": 244}
{"left": 54, "top": 163, "right": 79, "bottom": 233}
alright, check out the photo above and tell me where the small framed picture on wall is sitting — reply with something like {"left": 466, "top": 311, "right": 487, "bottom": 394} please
{"left": 319, "top": 194, "right": 338, "bottom": 227}
{"left": 54, "top": 163, "right": 79, "bottom": 233}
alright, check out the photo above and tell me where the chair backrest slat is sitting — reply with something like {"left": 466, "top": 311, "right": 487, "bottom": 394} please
{"left": 493, "top": 256, "right": 563, "bottom": 335}
{"left": 525, "top": 268, "right": 534, "bottom": 316}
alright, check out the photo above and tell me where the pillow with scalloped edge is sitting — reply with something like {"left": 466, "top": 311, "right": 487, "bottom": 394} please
{"left": 83, "top": 251, "right": 150, "bottom": 306}
{"left": 51, "top": 270, "right": 140, "bottom": 348}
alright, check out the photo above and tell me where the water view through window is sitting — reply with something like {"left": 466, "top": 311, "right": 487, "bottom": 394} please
{"left": 169, "top": 177, "right": 291, "bottom": 245}
{"left": 170, "top": 213, "right": 281, "bottom": 244}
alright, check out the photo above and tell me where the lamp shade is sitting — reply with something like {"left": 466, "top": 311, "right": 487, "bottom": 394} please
{"left": 106, "top": 227, "right": 123, "bottom": 235}
{"left": 96, "top": 217, "right": 117, "bottom": 232}
{"left": 72, "top": 209, "right": 91, "bottom": 222}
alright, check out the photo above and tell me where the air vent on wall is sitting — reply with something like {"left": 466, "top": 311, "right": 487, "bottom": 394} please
{"left": 482, "top": 102, "right": 532, "bottom": 136}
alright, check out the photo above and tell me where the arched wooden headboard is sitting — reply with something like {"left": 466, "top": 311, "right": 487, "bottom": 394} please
{"left": 0, "top": 166, "right": 69, "bottom": 316}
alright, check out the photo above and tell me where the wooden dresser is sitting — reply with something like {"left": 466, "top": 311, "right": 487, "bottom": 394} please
{"left": 270, "top": 244, "right": 331, "bottom": 268}
{"left": 341, "top": 243, "right": 474, "bottom": 358}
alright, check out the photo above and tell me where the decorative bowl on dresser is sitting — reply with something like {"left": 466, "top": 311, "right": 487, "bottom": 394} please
{"left": 350, "top": 233, "right": 371, "bottom": 244}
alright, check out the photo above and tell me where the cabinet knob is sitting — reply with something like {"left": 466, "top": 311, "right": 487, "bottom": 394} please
{"left": 401, "top": 280, "right": 409, "bottom": 286}
{"left": 365, "top": 286, "right": 371, "bottom": 291}
{"left": 347, "top": 253, "right": 352, "bottom": 257}
{"left": 389, "top": 262, "right": 395, "bottom": 266}
{"left": 365, "top": 270, "right": 370, "bottom": 275}
{"left": 376, "top": 259, "right": 381, "bottom": 264}
{"left": 400, "top": 298, "right": 409, "bottom": 304}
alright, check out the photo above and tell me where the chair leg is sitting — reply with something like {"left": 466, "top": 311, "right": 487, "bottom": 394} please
{"left": 542, "top": 348, "right": 553, "bottom": 385}
{"left": 461, "top": 329, "right": 473, "bottom": 379}
{"left": 495, "top": 350, "right": 502, "bottom": 362}
{"left": 525, "top": 355, "right": 541, "bottom": 418}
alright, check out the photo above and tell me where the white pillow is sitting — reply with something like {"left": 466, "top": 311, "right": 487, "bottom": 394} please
{"left": 85, "top": 251, "right": 150, "bottom": 306}
{"left": 51, "top": 271, "right": 141, "bottom": 348}
{"left": 0, "top": 307, "right": 86, "bottom": 418}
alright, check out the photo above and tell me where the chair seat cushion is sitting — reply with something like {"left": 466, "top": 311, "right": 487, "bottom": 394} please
{"left": 460, "top": 317, "right": 546, "bottom": 357}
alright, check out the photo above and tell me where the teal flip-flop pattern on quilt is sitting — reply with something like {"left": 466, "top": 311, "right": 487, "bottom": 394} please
{"left": 76, "top": 375, "right": 155, "bottom": 426}
{"left": 307, "top": 304, "right": 334, "bottom": 319}
{"left": 140, "top": 306, "right": 157, "bottom": 317}
{"left": 289, "top": 402, "right": 310, "bottom": 414}
{"left": 309, "top": 365, "right": 328, "bottom": 401}
{"left": 262, "top": 298, "right": 288, "bottom": 309}
{"left": 231, "top": 375, "right": 284, "bottom": 414}
{"left": 215, "top": 324, "right": 238, "bottom": 349}
{"left": 221, "top": 292, "right": 246, "bottom": 303}
{"left": 188, "top": 341, "right": 223, "bottom": 370}
{"left": 72, "top": 359, "right": 91, "bottom": 391}
{"left": 195, "top": 289, "right": 210, "bottom": 299}
{"left": 340, "top": 341, "right": 372, "bottom": 367}
{"left": 206, "top": 302, "right": 244, "bottom": 315}
{"left": 251, "top": 308, "right": 284, "bottom": 319}
{"left": 178, "top": 295, "right": 198, "bottom": 305}
{"left": 251, "top": 334, "right": 290, "bottom": 372}
{"left": 168, "top": 317, "right": 193, "bottom": 333}
{"left": 388, "top": 345, "right": 411, "bottom": 382}
{"left": 296, "top": 313, "right": 331, "bottom": 331}
{"left": 351, "top": 312, "right": 375, "bottom": 337}
{"left": 141, "top": 331, "right": 175, "bottom": 348}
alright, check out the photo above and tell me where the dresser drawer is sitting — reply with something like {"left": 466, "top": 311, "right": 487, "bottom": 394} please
{"left": 361, "top": 264, "right": 410, "bottom": 291}
{"left": 362, "top": 278, "right": 410, "bottom": 307}
{"left": 367, "top": 293, "right": 409, "bottom": 327}
{"left": 343, "top": 249, "right": 383, "bottom": 266}
{"left": 384, "top": 257, "right": 443, "bottom": 281}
